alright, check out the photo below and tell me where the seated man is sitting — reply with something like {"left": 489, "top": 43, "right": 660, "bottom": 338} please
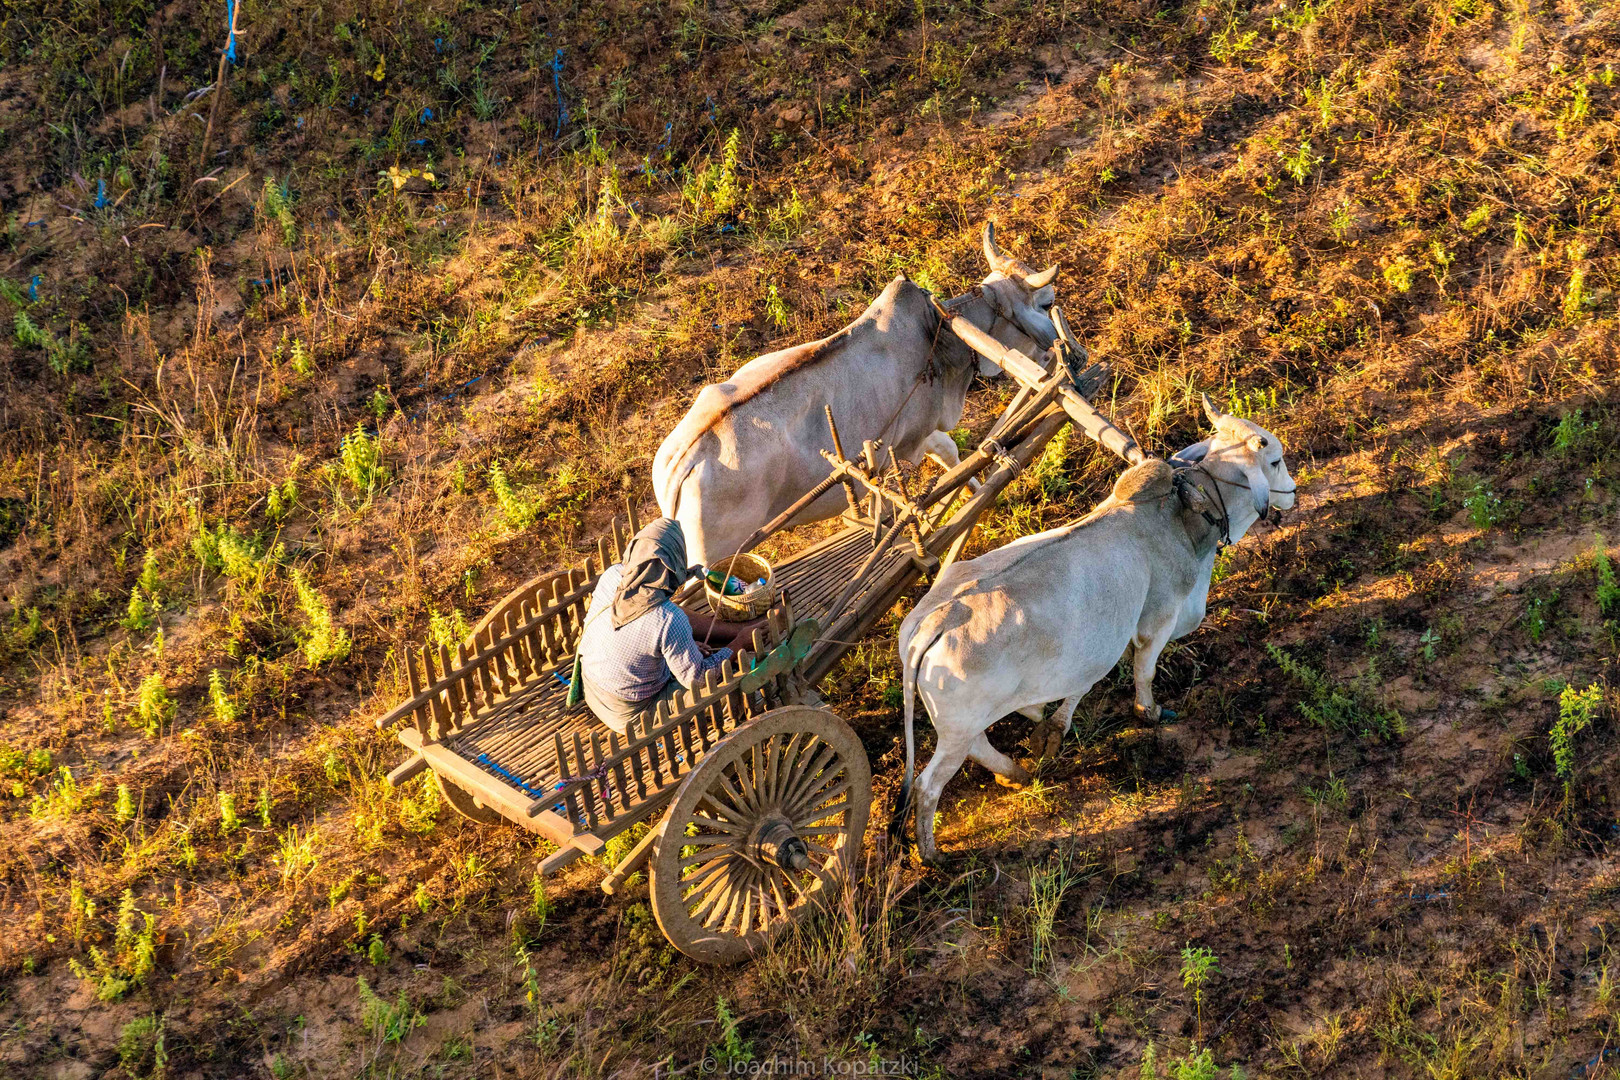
{"left": 577, "top": 518, "right": 756, "bottom": 734}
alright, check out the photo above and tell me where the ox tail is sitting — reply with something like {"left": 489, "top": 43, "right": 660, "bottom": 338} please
{"left": 888, "top": 612, "right": 951, "bottom": 849}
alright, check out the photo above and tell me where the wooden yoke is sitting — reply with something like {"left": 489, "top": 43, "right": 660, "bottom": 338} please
{"left": 932, "top": 297, "right": 1145, "bottom": 467}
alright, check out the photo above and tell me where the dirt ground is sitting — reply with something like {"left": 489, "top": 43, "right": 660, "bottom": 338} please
{"left": 0, "top": 0, "right": 1618, "bottom": 1077}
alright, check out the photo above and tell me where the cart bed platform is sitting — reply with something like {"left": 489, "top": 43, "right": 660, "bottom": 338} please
{"left": 375, "top": 511, "right": 917, "bottom": 869}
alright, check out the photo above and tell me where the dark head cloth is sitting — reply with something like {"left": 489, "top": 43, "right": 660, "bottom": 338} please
{"left": 611, "top": 518, "right": 691, "bottom": 629}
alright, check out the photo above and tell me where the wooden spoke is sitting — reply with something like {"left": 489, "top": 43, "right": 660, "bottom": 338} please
{"left": 688, "top": 811, "right": 749, "bottom": 837}
{"left": 790, "top": 773, "right": 855, "bottom": 822}
{"left": 696, "top": 791, "right": 752, "bottom": 827}
{"left": 766, "top": 870, "right": 792, "bottom": 922}
{"left": 649, "top": 707, "right": 872, "bottom": 965}
{"left": 681, "top": 853, "right": 736, "bottom": 898}
{"left": 678, "top": 847, "right": 737, "bottom": 875}
{"left": 762, "top": 732, "right": 785, "bottom": 807}
{"left": 713, "top": 770, "right": 754, "bottom": 818}
{"left": 687, "top": 866, "right": 740, "bottom": 925}
{"left": 739, "top": 880, "right": 757, "bottom": 937}
{"left": 778, "top": 742, "right": 837, "bottom": 809}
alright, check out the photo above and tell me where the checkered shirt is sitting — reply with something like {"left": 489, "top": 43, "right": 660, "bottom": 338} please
{"left": 577, "top": 564, "right": 732, "bottom": 702}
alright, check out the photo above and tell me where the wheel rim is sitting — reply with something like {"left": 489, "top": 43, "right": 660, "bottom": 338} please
{"left": 435, "top": 772, "right": 505, "bottom": 824}
{"left": 650, "top": 706, "right": 871, "bottom": 965}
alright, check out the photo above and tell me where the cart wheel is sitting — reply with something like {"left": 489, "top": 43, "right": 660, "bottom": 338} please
{"left": 435, "top": 771, "right": 505, "bottom": 825}
{"left": 649, "top": 706, "right": 871, "bottom": 965}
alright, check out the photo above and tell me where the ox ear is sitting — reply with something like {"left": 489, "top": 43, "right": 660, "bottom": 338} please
{"left": 1248, "top": 463, "right": 1271, "bottom": 517}
{"left": 1025, "top": 265, "right": 1058, "bottom": 290}
{"left": 1171, "top": 439, "right": 1210, "bottom": 467}
{"left": 982, "top": 222, "right": 1013, "bottom": 273}
{"left": 1201, "top": 392, "right": 1223, "bottom": 428}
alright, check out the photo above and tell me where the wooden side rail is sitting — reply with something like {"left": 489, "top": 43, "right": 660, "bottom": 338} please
{"left": 373, "top": 567, "right": 597, "bottom": 738}
{"left": 546, "top": 606, "right": 812, "bottom": 835}
{"left": 373, "top": 505, "right": 648, "bottom": 742}
{"left": 467, "top": 502, "right": 642, "bottom": 645}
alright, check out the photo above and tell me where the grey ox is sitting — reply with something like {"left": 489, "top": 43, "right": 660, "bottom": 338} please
{"left": 891, "top": 395, "right": 1296, "bottom": 863}
{"left": 653, "top": 224, "right": 1061, "bottom": 567}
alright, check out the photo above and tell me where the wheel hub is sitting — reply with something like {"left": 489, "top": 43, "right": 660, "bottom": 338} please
{"left": 750, "top": 814, "right": 810, "bottom": 872}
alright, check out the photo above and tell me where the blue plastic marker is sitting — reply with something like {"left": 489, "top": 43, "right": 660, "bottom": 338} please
{"left": 550, "top": 49, "right": 567, "bottom": 137}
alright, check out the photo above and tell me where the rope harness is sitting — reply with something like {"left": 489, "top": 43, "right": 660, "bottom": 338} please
{"left": 1120, "top": 459, "right": 1297, "bottom": 551}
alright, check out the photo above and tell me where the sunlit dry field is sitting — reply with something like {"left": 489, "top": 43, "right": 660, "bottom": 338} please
{"left": 0, "top": 0, "right": 1617, "bottom": 1076}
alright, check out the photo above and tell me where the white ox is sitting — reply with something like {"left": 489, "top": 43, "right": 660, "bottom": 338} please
{"left": 653, "top": 225, "right": 1061, "bottom": 567}
{"left": 891, "top": 396, "right": 1297, "bottom": 863}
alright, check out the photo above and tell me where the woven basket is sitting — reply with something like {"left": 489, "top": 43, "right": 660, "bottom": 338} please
{"left": 704, "top": 553, "right": 775, "bottom": 622}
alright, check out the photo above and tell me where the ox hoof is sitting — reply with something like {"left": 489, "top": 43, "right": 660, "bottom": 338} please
{"left": 994, "top": 767, "right": 1032, "bottom": 790}
{"left": 1134, "top": 703, "right": 1177, "bottom": 722}
{"left": 1028, "top": 719, "right": 1066, "bottom": 762}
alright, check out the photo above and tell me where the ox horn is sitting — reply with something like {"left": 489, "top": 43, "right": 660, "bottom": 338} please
{"left": 1201, "top": 391, "right": 1224, "bottom": 426}
{"left": 1052, "top": 305, "right": 1073, "bottom": 344}
{"left": 1025, "top": 264, "right": 1059, "bottom": 289}
{"left": 982, "top": 222, "right": 1014, "bottom": 273}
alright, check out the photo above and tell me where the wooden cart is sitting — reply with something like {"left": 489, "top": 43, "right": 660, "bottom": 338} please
{"left": 371, "top": 306, "right": 1142, "bottom": 963}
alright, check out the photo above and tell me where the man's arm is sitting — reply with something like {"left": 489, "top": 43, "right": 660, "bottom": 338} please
{"left": 659, "top": 608, "right": 732, "bottom": 689}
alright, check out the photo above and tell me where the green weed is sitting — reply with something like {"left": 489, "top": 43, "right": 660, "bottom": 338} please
{"left": 1594, "top": 538, "right": 1618, "bottom": 616}
{"left": 261, "top": 176, "right": 298, "bottom": 246}
{"left": 117, "top": 1013, "right": 166, "bottom": 1077}
{"left": 121, "top": 586, "right": 153, "bottom": 632}
{"left": 1029, "top": 842, "right": 1094, "bottom": 974}
{"left": 1383, "top": 255, "right": 1416, "bottom": 293}
{"left": 356, "top": 975, "right": 424, "bottom": 1043}
{"left": 1267, "top": 644, "right": 1402, "bottom": 739}
{"left": 208, "top": 669, "right": 239, "bottom": 725}
{"left": 338, "top": 424, "right": 387, "bottom": 495}
{"left": 713, "top": 996, "right": 754, "bottom": 1067}
{"left": 428, "top": 608, "right": 471, "bottom": 650}
{"left": 292, "top": 569, "right": 351, "bottom": 666}
{"left": 1552, "top": 409, "right": 1600, "bottom": 457}
{"left": 1181, "top": 945, "right": 1219, "bottom": 1044}
{"left": 275, "top": 824, "right": 320, "bottom": 885}
{"left": 684, "top": 128, "right": 744, "bottom": 219}
{"left": 68, "top": 889, "right": 157, "bottom": 1001}
{"left": 764, "top": 283, "right": 791, "bottom": 330}
{"left": 134, "top": 674, "right": 172, "bottom": 737}
{"left": 1463, "top": 480, "right": 1500, "bottom": 528}
{"left": 487, "top": 461, "right": 538, "bottom": 529}
{"left": 219, "top": 792, "right": 240, "bottom": 835}
{"left": 1278, "top": 140, "right": 1320, "bottom": 184}
{"left": 1523, "top": 594, "right": 1554, "bottom": 644}
{"left": 1551, "top": 683, "right": 1602, "bottom": 791}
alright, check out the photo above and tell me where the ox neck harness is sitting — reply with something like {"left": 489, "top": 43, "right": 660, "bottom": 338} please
{"left": 1176, "top": 459, "right": 1298, "bottom": 550}
{"left": 1178, "top": 465, "right": 1235, "bottom": 549}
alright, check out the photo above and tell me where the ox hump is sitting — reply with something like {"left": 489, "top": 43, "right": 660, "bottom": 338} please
{"left": 1110, "top": 459, "right": 1176, "bottom": 505}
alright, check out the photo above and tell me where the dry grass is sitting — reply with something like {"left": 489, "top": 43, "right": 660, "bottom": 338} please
{"left": 0, "top": 0, "right": 1618, "bottom": 1076}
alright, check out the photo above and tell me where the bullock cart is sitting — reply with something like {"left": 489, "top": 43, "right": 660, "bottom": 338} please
{"left": 369, "top": 307, "right": 1141, "bottom": 963}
